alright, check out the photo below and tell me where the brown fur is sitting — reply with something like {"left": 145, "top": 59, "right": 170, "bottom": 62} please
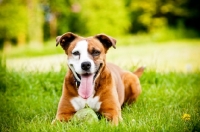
{"left": 53, "top": 32, "right": 144, "bottom": 125}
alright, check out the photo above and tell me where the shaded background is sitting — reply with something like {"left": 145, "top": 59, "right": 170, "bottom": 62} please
{"left": 0, "top": 0, "right": 200, "bottom": 47}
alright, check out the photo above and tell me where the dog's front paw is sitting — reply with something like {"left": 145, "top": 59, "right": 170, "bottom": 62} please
{"left": 119, "top": 116, "right": 123, "bottom": 122}
{"left": 51, "top": 119, "right": 58, "bottom": 125}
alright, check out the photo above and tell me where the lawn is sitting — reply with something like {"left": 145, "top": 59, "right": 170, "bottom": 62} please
{"left": 1, "top": 39, "right": 200, "bottom": 131}
{"left": 5, "top": 39, "right": 200, "bottom": 72}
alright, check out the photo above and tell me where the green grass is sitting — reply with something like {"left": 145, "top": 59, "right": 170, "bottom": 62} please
{"left": 2, "top": 40, "right": 64, "bottom": 58}
{"left": 6, "top": 40, "right": 200, "bottom": 73}
{"left": 1, "top": 38, "right": 200, "bottom": 131}
{"left": 0, "top": 57, "right": 200, "bottom": 131}
{"left": 3, "top": 38, "right": 200, "bottom": 59}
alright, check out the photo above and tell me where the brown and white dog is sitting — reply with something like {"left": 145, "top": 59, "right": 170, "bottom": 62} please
{"left": 53, "top": 32, "right": 144, "bottom": 125}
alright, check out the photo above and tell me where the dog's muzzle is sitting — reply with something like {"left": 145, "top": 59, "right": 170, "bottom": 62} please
{"left": 69, "top": 63, "right": 103, "bottom": 99}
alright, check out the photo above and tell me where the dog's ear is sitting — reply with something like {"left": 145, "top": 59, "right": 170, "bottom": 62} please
{"left": 95, "top": 34, "right": 116, "bottom": 50}
{"left": 56, "top": 32, "right": 78, "bottom": 50}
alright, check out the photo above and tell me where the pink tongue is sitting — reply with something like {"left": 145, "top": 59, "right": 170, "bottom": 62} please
{"left": 78, "top": 74, "right": 94, "bottom": 99}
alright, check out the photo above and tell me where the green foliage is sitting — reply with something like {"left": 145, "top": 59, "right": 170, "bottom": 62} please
{"left": 0, "top": 0, "right": 200, "bottom": 47}
{"left": 27, "top": 0, "right": 44, "bottom": 44}
{"left": 0, "top": 0, "right": 44, "bottom": 45}
{"left": 44, "top": 0, "right": 71, "bottom": 35}
{"left": 126, "top": 0, "right": 200, "bottom": 34}
{"left": 0, "top": 0, "right": 28, "bottom": 41}
{"left": 79, "top": 0, "right": 130, "bottom": 36}
{"left": 149, "top": 22, "right": 200, "bottom": 42}
{"left": 42, "top": 0, "right": 85, "bottom": 38}
{"left": 44, "top": 0, "right": 131, "bottom": 36}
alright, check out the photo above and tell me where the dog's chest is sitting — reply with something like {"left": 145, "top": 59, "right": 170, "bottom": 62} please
{"left": 70, "top": 96, "right": 102, "bottom": 112}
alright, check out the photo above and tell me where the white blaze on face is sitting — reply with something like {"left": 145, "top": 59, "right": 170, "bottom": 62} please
{"left": 68, "top": 40, "right": 95, "bottom": 75}
{"left": 68, "top": 40, "right": 96, "bottom": 99}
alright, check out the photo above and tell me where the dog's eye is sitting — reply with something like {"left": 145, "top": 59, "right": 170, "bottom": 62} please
{"left": 92, "top": 50, "right": 101, "bottom": 56}
{"left": 72, "top": 51, "right": 80, "bottom": 56}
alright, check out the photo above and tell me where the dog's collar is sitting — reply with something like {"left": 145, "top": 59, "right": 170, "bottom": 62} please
{"left": 74, "top": 76, "right": 80, "bottom": 88}
{"left": 67, "top": 67, "right": 79, "bottom": 88}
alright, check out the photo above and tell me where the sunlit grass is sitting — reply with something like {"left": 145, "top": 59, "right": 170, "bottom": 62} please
{"left": 5, "top": 39, "right": 200, "bottom": 73}
{"left": 3, "top": 41, "right": 63, "bottom": 58}
{"left": 0, "top": 57, "right": 200, "bottom": 131}
{"left": 3, "top": 35, "right": 200, "bottom": 58}
{"left": 1, "top": 36, "right": 200, "bottom": 131}
{"left": 107, "top": 40, "right": 200, "bottom": 72}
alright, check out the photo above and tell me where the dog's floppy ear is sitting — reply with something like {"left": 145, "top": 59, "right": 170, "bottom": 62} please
{"left": 56, "top": 32, "right": 78, "bottom": 50}
{"left": 95, "top": 34, "right": 116, "bottom": 50}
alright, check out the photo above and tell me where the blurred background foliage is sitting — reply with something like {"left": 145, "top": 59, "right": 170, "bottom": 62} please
{"left": 0, "top": 0, "right": 200, "bottom": 47}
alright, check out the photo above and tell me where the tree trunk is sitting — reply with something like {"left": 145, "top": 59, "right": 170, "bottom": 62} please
{"left": 27, "top": 0, "right": 44, "bottom": 45}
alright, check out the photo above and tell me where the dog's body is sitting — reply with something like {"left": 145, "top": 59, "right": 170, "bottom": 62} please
{"left": 53, "top": 32, "right": 144, "bottom": 125}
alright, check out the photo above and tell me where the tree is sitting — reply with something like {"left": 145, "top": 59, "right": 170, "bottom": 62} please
{"left": 0, "top": 0, "right": 28, "bottom": 46}
{"left": 79, "top": 0, "right": 130, "bottom": 36}
{"left": 41, "top": 0, "right": 73, "bottom": 39}
{"left": 27, "top": 0, "right": 44, "bottom": 45}
{"left": 0, "top": 0, "right": 44, "bottom": 47}
{"left": 126, "top": 0, "right": 200, "bottom": 35}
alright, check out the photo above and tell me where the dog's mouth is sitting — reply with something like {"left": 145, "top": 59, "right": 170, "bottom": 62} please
{"left": 71, "top": 63, "right": 103, "bottom": 99}
{"left": 75, "top": 63, "right": 102, "bottom": 82}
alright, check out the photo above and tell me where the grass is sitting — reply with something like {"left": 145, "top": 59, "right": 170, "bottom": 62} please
{"left": 1, "top": 38, "right": 200, "bottom": 131}
{"left": 2, "top": 40, "right": 64, "bottom": 58}
{"left": 3, "top": 37, "right": 200, "bottom": 58}
{"left": 0, "top": 56, "right": 200, "bottom": 131}
{"left": 6, "top": 40, "right": 200, "bottom": 73}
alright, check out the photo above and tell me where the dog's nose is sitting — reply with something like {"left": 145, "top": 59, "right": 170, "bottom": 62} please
{"left": 81, "top": 61, "right": 91, "bottom": 71}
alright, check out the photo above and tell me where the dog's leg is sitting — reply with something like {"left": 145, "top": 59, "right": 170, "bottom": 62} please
{"left": 99, "top": 97, "right": 122, "bottom": 125}
{"left": 100, "top": 109, "right": 121, "bottom": 125}
{"left": 123, "top": 72, "right": 142, "bottom": 104}
{"left": 53, "top": 95, "right": 76, "bottom": 124}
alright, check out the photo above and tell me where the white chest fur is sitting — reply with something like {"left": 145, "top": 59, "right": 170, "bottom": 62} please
{"left": 70, "top": 96, "right": 102, "bottom": 112}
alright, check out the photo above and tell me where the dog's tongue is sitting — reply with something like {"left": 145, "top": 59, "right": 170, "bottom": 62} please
{"left": 78, "top": 74, "right": 94, "bottom": 99}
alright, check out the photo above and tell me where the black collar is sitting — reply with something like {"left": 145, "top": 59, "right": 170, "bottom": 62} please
{"left": 74, "top": 76, "right": 80, "bottom": 88}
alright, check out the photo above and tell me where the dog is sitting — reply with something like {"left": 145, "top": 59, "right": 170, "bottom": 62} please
{"left": 52, "top": 32, "right": 144, "bottom": 125}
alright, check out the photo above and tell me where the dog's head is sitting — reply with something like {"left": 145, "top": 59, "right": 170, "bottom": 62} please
{"left": 56, "top": 32, "right": 116, "bottom": 99}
